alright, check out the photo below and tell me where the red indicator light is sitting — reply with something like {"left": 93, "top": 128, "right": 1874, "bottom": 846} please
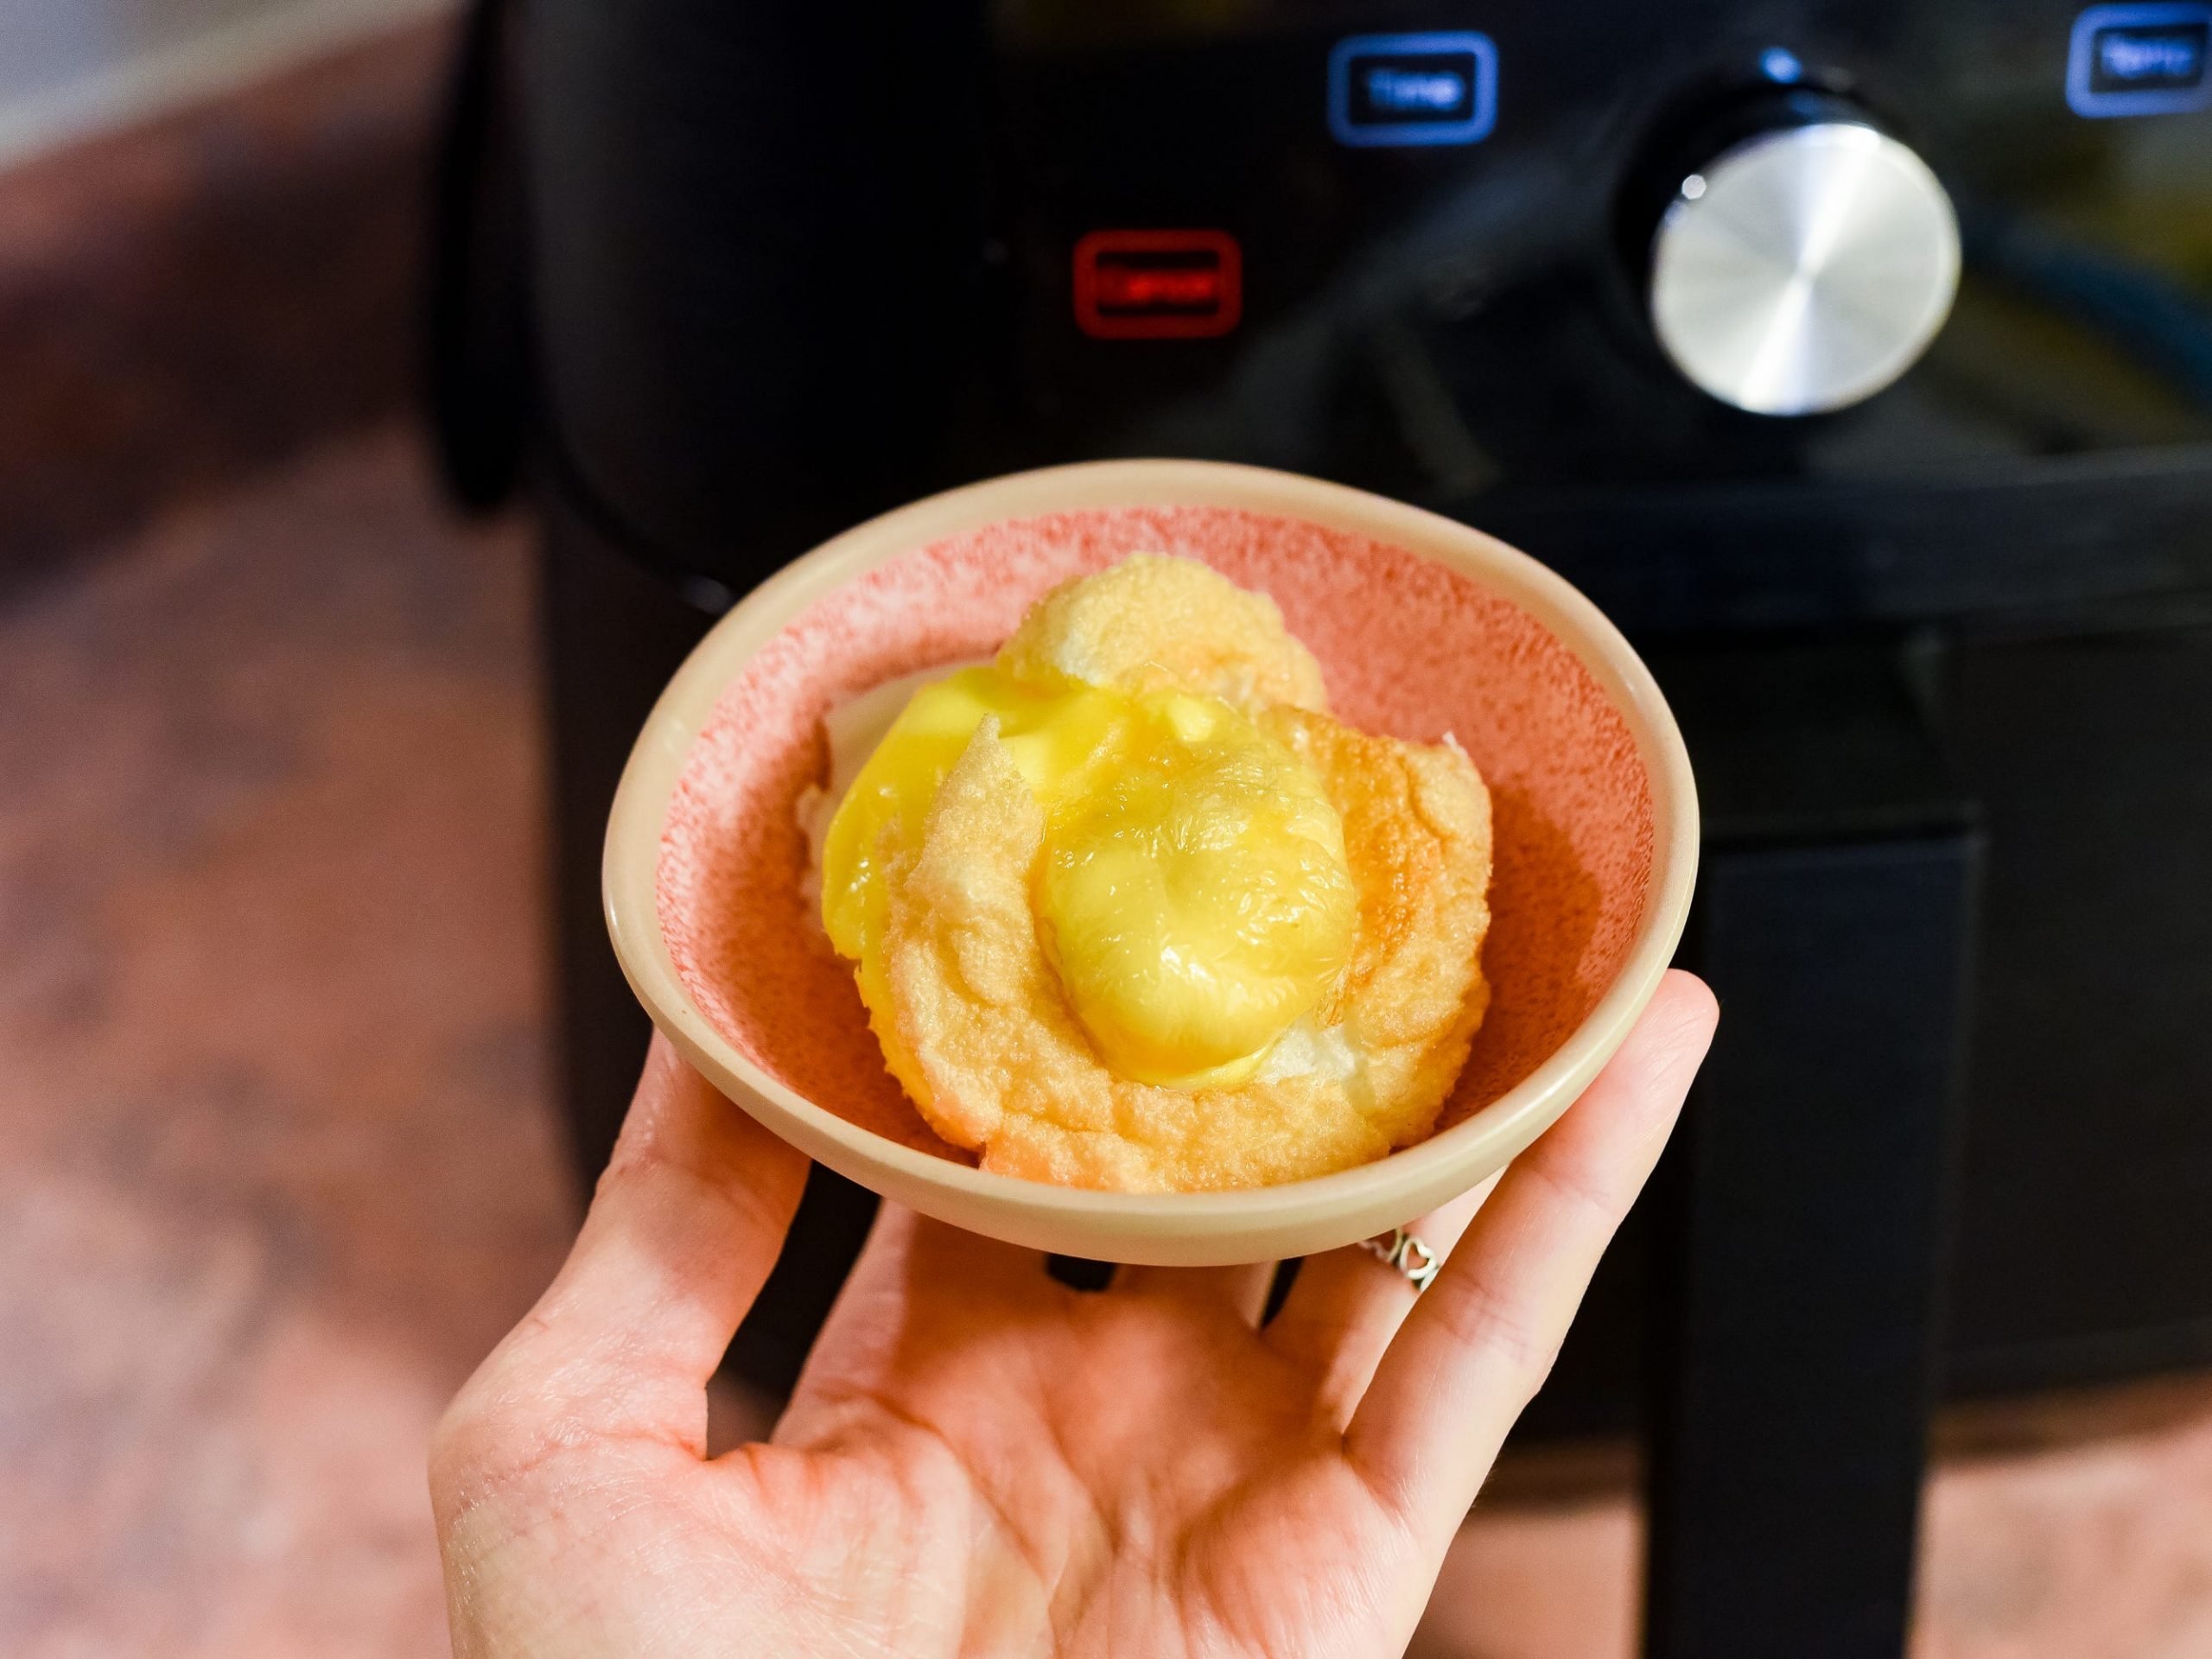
{"left": 1073, "top": 229, "right": 1243, "bottom": 339}
{"left": 1096, "top": 264, "right": 1223, "bottom": 309}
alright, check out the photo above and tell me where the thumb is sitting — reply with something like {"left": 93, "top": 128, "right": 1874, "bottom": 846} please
{"left": 441, "top": 1035, "right": 809, "bottom": 1461}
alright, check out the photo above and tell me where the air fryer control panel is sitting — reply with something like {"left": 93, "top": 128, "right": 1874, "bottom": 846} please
{"left": 986, "top": 3, "right": 2210, "bottom": 477}
{"left": 522, "top": 0, "right": 2212, "bottom": 616}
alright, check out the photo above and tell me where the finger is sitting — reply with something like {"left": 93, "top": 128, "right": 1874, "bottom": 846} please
{"left": 1347, "top": 971, "right": 1716, "bottom": 1542}
{"left": 849, "top": 1204, "right": 1060, "bottom": 1307}
{"left": 1115, "top": 1261, "right": 1278, "bottom": 1324}
{"left": 785, "top": 1203, "right": 1058, "bottom": 1408}
{"left": 1265, "top": 1175, "right": 1498, "bottom": 1421}
{"left": 441, "top": 1035, "right": 809, "bottom": 1458}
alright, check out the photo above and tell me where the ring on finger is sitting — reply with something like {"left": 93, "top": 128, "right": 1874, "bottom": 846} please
{"left": 1357, "top": 1227, "right": 1441, "bottom": 1294}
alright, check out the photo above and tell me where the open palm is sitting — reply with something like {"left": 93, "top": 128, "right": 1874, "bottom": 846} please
{"left": 432, "top": 973, "right": 1714, "bottom": 1658}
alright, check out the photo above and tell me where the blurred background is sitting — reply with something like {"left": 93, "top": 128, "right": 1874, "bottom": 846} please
{"left": 2, "top": 1, "right": 2209, "bottom": 1656}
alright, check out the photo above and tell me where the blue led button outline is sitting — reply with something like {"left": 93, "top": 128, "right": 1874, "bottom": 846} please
{"left": 2068, "top": 3, "right": 2212, "bottom": 117}
{"left": 1329, "top": 32, "right": 1498, "bottom": 147}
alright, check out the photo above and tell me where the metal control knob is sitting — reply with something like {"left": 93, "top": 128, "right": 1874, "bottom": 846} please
{"left": 1648, "top": 120, "right": 1960, "bottom": 416}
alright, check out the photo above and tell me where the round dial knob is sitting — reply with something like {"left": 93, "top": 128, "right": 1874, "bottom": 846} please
{"left": 1648, "top": 120, "right": 1961, "bottom": 416}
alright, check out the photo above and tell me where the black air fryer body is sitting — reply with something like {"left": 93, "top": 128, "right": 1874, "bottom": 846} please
{"left": 435, "top": 2, "right": 2212, "bottom": 1652}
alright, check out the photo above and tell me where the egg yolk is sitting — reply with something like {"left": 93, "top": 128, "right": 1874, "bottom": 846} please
{"left": 820, "top": 665, "right": 1357, "bottom": 1092}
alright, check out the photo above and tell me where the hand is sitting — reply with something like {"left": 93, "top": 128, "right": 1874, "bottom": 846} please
{"left": 432, "top": 971, "right": 1715, "bottom": 1658}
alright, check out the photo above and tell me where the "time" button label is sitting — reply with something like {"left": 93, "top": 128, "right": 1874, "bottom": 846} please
{"left": 2068, "top": 3, "right": 2212, "bottom": 116}
{"left": 1328, "top": 32, "right": 1499, "bottom": 148}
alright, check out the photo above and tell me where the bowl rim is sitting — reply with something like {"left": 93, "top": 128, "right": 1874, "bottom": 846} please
{"left": 604, "top": 459, "right": 1699, "bottom": 1230}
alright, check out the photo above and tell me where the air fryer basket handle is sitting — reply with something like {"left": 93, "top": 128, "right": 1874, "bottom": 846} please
{"left": 1643, "top": 640, "right": 1980, "bottom": 1659}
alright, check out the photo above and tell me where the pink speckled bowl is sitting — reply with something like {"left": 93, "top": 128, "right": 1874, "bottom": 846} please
{"left": 606, "top": 461, "right": 1697, "bottom": 1266}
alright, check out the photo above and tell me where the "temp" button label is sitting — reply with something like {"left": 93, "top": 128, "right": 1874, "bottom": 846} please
{"left": 1329, "top": 32, "right": 1498, "bottom": 147}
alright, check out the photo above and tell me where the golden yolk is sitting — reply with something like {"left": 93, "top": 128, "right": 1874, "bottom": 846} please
{"left": 1034, "top": 690, "right": 1356, "bottom": 1087}
{"left": 820, "top": 666, "right": 1357, "bottom": 1093}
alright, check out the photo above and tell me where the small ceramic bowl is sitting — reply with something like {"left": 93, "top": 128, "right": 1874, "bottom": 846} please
{"left": 605, "top": 461, "right": 1697, "bottom": 1266}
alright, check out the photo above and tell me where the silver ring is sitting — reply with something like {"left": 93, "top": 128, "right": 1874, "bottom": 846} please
{"left": 1357, "top": 1228, "right": 1440, "bottom": 1294}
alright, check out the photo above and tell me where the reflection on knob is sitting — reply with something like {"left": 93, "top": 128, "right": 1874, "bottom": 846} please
{"left": 1649, "top": 122, "right": 1961, "bottom": 416}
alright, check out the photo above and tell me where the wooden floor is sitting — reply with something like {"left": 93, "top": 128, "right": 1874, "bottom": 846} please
{"left": 2, "top": 428, "right": 2208, "bottom": 1658}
